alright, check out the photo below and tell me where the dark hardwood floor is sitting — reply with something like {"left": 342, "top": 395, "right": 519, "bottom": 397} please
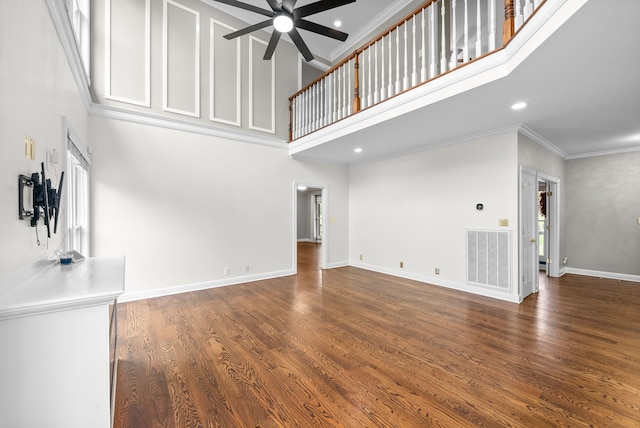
{"left": 114, "top": 242, "right": 640, "bottom": 427}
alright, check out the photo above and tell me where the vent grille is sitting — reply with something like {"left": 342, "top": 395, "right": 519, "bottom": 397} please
{"left": 467, "top": 230, "right": 511, "bottom": 290}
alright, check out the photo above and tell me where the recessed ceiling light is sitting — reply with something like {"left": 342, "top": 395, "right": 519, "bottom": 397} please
{"left": 511, "top": 102, "right": 527, "bottom": 110}
{"left": 334, "top": 20, "right": 342, "bottom": 28}
{"left": 354, "top": 147, "right": 363, "bottom": 153}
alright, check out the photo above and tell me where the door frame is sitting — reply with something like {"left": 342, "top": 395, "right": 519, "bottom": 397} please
{"left": 520, "top": 167, "right": 561, "bottom": 299}
{"left": 292, "top": 181, "right": 328, "bottom": 273}
{"left": 537, "top": 172, "right": 560, "bottom": 279}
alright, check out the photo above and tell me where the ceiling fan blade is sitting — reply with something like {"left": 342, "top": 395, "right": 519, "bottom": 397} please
{"left": 281, "top": 0, "right": 297, "bottom": 14}
{"left": 296, "top": 19, "right": 349, "bottom": 41}
{"left": 224, "top": 19, "right": 273, "bottom": 39}
{"left": 293, "top": 0, "right": 356, "bottom": 19}
{"left": 263, "top": 31, "right": 282, "bottom": 60}
{"left": 265, "top": 0, "right": 282, "bottom": 12}
{"left": 211, "top": 0, "right": 275, "bottom": 18}
{"left": 288, "top": 28, "right": 314, "bottom": 62}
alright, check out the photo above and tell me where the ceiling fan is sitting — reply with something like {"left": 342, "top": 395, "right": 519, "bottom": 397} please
{"left": 212, "top": 0, "right": 356, "bottom": 61}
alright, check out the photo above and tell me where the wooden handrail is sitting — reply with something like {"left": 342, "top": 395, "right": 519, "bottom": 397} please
{"left": 290, "top": 0, "right": 542, "bottom": 141}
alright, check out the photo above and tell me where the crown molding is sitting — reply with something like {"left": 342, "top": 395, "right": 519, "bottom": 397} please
{"left": 89, "top": 103, "right": 288, "bottom": 149}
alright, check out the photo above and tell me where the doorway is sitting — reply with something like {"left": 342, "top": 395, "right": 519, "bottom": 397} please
{"left": 520, "top": 167, "right": 560, "bottom": 300}
{"left": 293, "top": 182, "right": 328, "bottom": 273}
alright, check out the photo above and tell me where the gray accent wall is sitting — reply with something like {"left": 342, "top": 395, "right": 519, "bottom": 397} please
{"left": 565, "top": 152, "right": 640, "bottom": 276}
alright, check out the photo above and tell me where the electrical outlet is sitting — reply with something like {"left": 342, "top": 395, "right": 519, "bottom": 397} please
{"left": 400, "top": 261, "right": 404, "bottom": 268}
{"left": 435, "top": 268, "right": 440, "bottom": 275}
{"left": 499, "top": 218, "right": 509, "bottom": 227}
{"left": 224, "top": 267, "right": 230, "bottom": 275}
{"left": 359, "top": 255, "right": 363, "bottom": 261}
{"left": 245, "top": 265, "right": 250, "bottom": 273}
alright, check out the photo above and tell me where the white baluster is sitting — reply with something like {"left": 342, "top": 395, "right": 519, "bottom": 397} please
{"left": 305, "top": 91, "right": 310, "bottom": 135}
{"left": 367, "top": 48, "right": 373, "bottom": 106}
{"left": 292, "top": 97, "right": 297, "bottom": 139}
{"left": 421, "top": 8, "right": 427, "bottom": 82}
{"left": 361, "top": 50, "right": 367, "bottom": 108}
{"left": 403, "top": 22, "right": 409, "bottom": 91}
{"left": 440, "top": 0, "right": 447, "bottom": 72}
{"left": 524, "top": 0, "right": 533, "bottom": 20}
{"left": 374, "top": 42, "right": 379, "bottom": 104}
{"left": 515, "top": 0, "right": 523, "bottom": 30}
{"left": 347, "top": 61, "right": 352, "bottom": 116}
{"left": 475, "top": 0, "right": 482, "bottom": 58}
{"left": 395, "top": 28, "right": 401, "bottom": 94}
{"left": 332, "top": 70, "right": 340, "bottom": 122}
{"left": 318, "top": 80, "right": 323, "bottom": 128}
{"left": 463, "top": 0, "right": 469, "bottom": 63}
{"left": 411, "top": 16, "right": 418, "bottom": 87}
{"left": 450, "top": 0, "right": 457, "bottom": 70}
{"left": 489, "top": 0, "right": 496, "bottom": 50}
{"left": 381, "top": 37, "right": 387, "bottom": 100}
{"left": 343, "top": 65, "right": 348, "bottom": 118}
{"left": 336, "top": 69, "right": 340, "bottom": 120}
{"left": 429, "top": 3, "right": 436, "bottom": 78}
{"left": 312, "top": 84, "right": 316, "bottom": 131}
{"left": 324, "top": 77, "right": 330, "bottom": 125}
{"left": 388, "top": 34, "right": 394, "bottom": 97}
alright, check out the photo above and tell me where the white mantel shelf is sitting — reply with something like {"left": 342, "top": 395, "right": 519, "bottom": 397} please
{"left": 0, "top": 256, "right": 125, "bottom": 320}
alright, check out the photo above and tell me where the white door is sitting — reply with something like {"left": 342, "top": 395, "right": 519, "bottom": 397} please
{"left": 520, "top": 168, "right": 537, "bottom": 299}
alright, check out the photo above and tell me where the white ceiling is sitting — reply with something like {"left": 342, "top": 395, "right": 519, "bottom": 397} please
{"left": 206, "top": 0, "right": 419, "bottom": 61}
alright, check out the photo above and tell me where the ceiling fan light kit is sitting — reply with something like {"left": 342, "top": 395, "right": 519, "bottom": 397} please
{"left": 273, "top": 14, "right": 293, "bottom": 32}
{"left": 213, "top": 0, "right": 356, "bottom": 61}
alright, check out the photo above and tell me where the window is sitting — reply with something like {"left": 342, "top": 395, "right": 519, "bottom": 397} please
{"left": 66, "top": 134, "right": 90, "bottom": 256}
{"left": 65, "top": 0, "right": 90, "bottom": 78}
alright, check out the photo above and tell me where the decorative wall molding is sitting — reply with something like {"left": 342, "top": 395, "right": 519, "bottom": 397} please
{"left": 249, "top": 36, "right": 275, "bottom": 134}
{"left": 89, "top": 102, "right": 288, "bottom": 149}
{"left": 105, "top": 0, "right": 151, "bottom": 107}
{"left": 163, "top": 0, "right": 201, "bottom": 117}
{"left": 210, "top": 19, "right": 241, "bottom": 126}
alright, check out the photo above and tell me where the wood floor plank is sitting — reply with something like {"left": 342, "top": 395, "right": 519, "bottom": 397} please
{"left": 115, "top": 243, "right": 640, "bottom": 427}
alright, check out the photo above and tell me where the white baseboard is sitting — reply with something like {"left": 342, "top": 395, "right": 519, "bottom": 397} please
{"left": 118, "top": 269, "right": 295, "bottom": 303}
{"left": 326, "top": 260, "right": 349, "bottom": 269}
{"left": 563, "top": 267, "right": 640, "bottom": 283}
{"left": 349, "top": 261, "right": 521, "bottom": 304}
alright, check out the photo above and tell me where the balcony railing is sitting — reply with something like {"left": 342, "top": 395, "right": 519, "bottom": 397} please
{"left": 289, "top": 0, "right": 544, "bottom": 141}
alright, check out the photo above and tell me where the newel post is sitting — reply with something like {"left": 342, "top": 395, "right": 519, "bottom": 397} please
{"left": 353, "top": 52, "right": 361, "bottom": 113}
{"left": 503, "top": 0, "right": 515, "bottom": 45}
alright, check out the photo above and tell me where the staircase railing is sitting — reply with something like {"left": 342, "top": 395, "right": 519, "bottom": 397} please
{"left": 289, "top": 0, "right": 544, "bottom": 141}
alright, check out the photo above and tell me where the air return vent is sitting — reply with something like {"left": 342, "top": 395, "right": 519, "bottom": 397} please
{"left": 467, "top": 230, "right": 511, "bottom": 290}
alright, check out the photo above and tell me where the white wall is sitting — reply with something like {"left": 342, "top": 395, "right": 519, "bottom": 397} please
{"left": 0, "top": 1, "right": 89, "bottom": 276}
{"left": 90, "top": 116, "right": 349, "bottom": 299}
{"left": 349, "top": 131, "right": 519, "bottom": 301}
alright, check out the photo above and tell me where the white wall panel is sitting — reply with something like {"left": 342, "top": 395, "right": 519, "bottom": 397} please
{"left": 105, "top": 0, "right": 150, "bottom": 106}
{"left": 249, "top": 36, "right": 275, "bottom": 133}
{"left": 210, "top": 19, "right": 240, "bottom": 126}
{"left": 163, "top": 0, "right": 200, "bottom": 117}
